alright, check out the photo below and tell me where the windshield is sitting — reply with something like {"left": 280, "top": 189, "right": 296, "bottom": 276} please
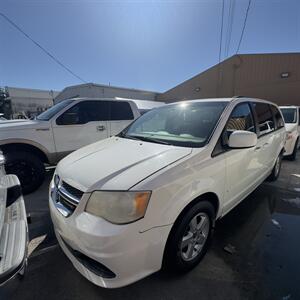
{"left": 37, "top": 99, "right": 74, "bottom": 121}
{"left": 120, "top": 101, "right": 228, "bottom": 147}
{"left": 280, "top": 108, "right": 297, "bottom": 124}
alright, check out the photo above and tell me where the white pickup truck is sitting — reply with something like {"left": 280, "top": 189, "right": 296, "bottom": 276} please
{"left": 0, "top": 98, "right": 163, "bottom": 194}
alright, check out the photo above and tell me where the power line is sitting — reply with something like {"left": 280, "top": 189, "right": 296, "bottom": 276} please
{"left": 218, "top": 0, "right": 225, "bottom": 63}
{"left": 0, "top": 12, "right": 87, "bottom": 83}
{"left": 236, "top": 0, "right": 252, "bottom": 54}
{"left": 225, "top": 0, "right": 236, "bottom": 57}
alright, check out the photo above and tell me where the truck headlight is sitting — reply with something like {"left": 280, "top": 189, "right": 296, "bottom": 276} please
{"left": 85, "top": 191, "right": 151, "bottom": 224}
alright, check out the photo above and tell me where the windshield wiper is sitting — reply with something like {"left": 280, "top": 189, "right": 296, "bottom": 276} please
{"left": 126, "top": 135, "right": 172, "bottom": 145}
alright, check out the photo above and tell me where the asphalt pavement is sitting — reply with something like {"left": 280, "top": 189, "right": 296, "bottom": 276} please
{"left": 2, "top": 154, "right": 300, "bottom": 300}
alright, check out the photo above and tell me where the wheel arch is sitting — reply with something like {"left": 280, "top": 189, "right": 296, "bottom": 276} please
{"left": 0, "top": 141, "right": 50, "bottom": 164}
{"left": 162, "top": 192, "right": 219, "bottom": 268}
{"left": 172, "top": 192, "right": 220, "bottom": 228}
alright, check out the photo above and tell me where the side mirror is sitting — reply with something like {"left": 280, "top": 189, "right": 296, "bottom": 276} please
{"left": 228, "top": 130, "right": 257, "bottom": 149}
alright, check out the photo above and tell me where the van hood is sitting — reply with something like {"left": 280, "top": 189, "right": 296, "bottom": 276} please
{"left": 56, "top": 137, "right": 192, "bottom": 192}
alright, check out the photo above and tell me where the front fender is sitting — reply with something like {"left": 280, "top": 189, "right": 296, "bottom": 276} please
{"left": 134, "top": 152, "right": 226, "bottom": 232}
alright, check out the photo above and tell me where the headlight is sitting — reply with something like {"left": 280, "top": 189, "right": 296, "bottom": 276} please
{"left": 85, "top": 191, "right": 151, "bottom": 224}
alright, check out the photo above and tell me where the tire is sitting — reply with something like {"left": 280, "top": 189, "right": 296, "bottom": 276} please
{"left": 268, "top": 153, "right": 282, "bottom": 182}
{"left": 163, "top": 201, "right": 215, "bottom": 273}
{"left": 289, "top": 138, "right": 299, "bottom": 161}
{"left": 5, "top": 151, "right": 45, "bottom": 194}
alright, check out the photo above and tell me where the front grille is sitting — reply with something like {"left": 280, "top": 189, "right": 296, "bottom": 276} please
{"left": 61, "top": 181, "right": 84, "bottom": 200}
{"left": 57, "top": 192, "right": 77, "bottom": 212}
{"left": 52, "top": 179, "right": 84, "bottom": 217}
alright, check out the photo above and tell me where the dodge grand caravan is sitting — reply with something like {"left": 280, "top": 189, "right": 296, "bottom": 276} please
{"left": 50, "top": 97, "right": 286, "bottom": 288}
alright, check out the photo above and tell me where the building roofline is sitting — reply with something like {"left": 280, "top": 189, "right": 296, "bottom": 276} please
{"left": 6, "top": 86, "right": 60, "bottom": 93}
{"left": 58, "top": 82, "right": 160, "bottom": 95}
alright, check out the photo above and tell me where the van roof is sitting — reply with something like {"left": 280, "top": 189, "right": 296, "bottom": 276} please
{"left": 164, "top": 97, "right": 279, "bottom": 106}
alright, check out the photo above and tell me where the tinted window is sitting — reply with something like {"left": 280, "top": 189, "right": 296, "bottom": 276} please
{"left": 280, "top": 108, "right": 297, "bottom": 124}
{"left": 110, "top": 102, "right": 134, "bottom": 120}
{"left": 122, "top": 101, "right": 228, "bottom": 148}
{"left": 253, "top": 103, "right": 275, "bottom": 136}
{"left": 271, "top": 105, "right": 284, "bottom": 129}
{"left": 56, "top": 101, "right": 110, "bottom": 125}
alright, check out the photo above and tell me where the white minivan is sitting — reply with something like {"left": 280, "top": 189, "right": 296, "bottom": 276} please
{"left": 280, "top": 106, "right": 300, "bottom": 160}
{"left": 50, "top": 97, "right": 285, "bottom": 288}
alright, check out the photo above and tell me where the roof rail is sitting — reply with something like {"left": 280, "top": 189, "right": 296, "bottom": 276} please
{"left": 232, "top": 95, "right": 245, "bottom": 98}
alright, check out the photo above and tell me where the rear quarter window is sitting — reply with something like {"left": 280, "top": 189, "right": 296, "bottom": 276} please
{"left": 110, "top": 102, "right": 134, "bottom": 120}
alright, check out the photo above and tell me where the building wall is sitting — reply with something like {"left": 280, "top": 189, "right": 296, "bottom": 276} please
{"left": 157, "top": 53, "right": 300, "bottom": 106}
{"left": 55, "top": 83, "right": 160, "bottom": 103}
{"left": 6, "top": 87, "right": 60, "bottom": 116}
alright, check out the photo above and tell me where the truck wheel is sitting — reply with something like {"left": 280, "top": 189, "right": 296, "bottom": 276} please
{"left": 289, "top": 138, "right": 299, "bottom": 161}
{"left": 163, "top": 201, "right": 215, "bottom": 273}
{"left": 5, "top": 152, "right": 45, "bottom": 194}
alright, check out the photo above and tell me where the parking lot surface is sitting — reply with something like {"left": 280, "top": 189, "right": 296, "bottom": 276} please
{"left": 2, "top": 155, "right": 300, "bottom": 300}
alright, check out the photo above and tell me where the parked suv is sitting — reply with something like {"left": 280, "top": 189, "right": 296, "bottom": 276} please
{"left": 50, "top": 97, "right": 285, "bottom": 288}
{"left": 0, "top": 98, "right": 145, "bottom": 194}
{"left": 280, "top": 106, "right": 300, "bottom": 160}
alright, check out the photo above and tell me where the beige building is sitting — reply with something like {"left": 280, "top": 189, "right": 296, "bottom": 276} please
{"left": 158, "top": 53, "right": 300, "bottom": 106}
{"left": 55, "top": 83, "right": 159, "bottom": 104}
{"left": 6, "top": 86, "right": 60, "bottom": 116}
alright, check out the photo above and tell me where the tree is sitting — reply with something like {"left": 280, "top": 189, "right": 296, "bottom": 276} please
{"left": 0, "top": 87, "right": 12, "bottom": 119}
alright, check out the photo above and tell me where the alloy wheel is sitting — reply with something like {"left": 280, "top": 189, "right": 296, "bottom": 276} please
{"left": 180, "top": 212, "right": 210, "bottom": 261}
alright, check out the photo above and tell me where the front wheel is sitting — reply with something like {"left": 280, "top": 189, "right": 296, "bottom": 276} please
{"left": 163, "top": 201, "right": 215, "bottom": 273}
{"left": 5, "top": 151, "right": 45, "bottom": 194}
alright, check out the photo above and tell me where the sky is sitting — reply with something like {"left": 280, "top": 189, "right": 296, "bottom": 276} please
{"left": 0, "top": 0, "right": 299, "bottom": 93}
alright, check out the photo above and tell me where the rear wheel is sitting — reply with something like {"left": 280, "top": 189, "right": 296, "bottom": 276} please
{"left": 268, "top": 153, "right": 282, "bottom": 181}
{"left": 164, "top": 201, "right": 215, "bottom": 272}
{"left": 5, "top": 151, "right": 45, "bottom": 194}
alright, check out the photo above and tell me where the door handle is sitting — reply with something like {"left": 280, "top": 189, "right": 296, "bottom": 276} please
{"left": 255, "top": 146, "right": 261, "bottom": 151}
{"left": 263, "top": 142, "right": 269, "bottom": 147}
{"left": 96, "top": 125, "right": 106, "bottom": 131}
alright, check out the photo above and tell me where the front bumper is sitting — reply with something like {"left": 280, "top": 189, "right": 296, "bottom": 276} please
{"left": 49, "top": 180, "right": 172, "bottom": 288}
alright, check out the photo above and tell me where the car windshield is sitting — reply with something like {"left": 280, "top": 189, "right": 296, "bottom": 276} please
{"left": 120, "top": 101, "right": 228, "bottom": 147}
{"left": 280, "top": 108, "right": 297, "bottom": 124}
{"left": 36, "top": 99, "right": 74, "bottom": 121}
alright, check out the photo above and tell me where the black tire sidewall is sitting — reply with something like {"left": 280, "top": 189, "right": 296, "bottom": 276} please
{"left": 5, "top": 151, "right": 45, "bottom": 194}
{"left": 164, "top": 201, "right": 215, "bottom": 272}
